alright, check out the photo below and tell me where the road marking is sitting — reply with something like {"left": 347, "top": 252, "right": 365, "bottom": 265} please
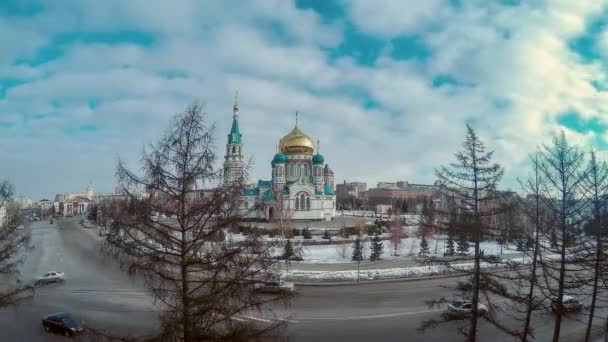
{"left": 295, "top": 308, "right": 443, "bottom": 321}
{"left": 237, "top": 315, "right": 299, "bottom": 323}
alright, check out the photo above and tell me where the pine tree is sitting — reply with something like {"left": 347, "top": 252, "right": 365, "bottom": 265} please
{"left": 550, "top": 230, "right": 558, "bottom": 249}
{"left": 293, "top": 228, "right": 301, "bottom": 237}
{"left": 322, "top": 229, "right": 331, "bottom": 240}
{"left": 456, "top": 233, "right": 470, "bottom": 256}
{"left": 370, "top": 234, "right": 384, "bottom": 261}
{"left": 516, "top": 237, "right": 525, "bottom": 252}
{"left": 445, "top": 234, "right": 455, "bottom": 256}
{"left": 303, "top": 227, "right": 312, "bottom": 239}
{"left": 419, "top": 235, "right": 430, "bottom": 257}
{"left": 352, "top": 238, "right": 363, "bottom": 262}
{"left": 283, "top": 239, "right": 294, "bottom": 260}
{"left": 526, "top": 235, "right": 534, "bottom": 250}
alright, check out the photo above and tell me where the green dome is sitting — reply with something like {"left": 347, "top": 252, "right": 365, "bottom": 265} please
{"left": 273, "top": 153, "right": 287, "bottom": 164}
{"left": 312, "top": 153, "right": 325, "bottom": 165}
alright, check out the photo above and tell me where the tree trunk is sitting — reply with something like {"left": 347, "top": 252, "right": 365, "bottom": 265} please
{"left": 552, "top": 194, "right": 567, "bottom": 342}
{"left": 469, "top": 237, "right": 481, "bottom": 342}
{"left": 521, "top": 213, "right": 540, "bottom": 342}
{"left": 585, "top": 238, "right": 601, "bottom": 342}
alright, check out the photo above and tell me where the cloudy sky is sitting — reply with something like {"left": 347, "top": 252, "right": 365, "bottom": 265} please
{"left": 2, "top": 0, "right": 608, "bottom": 199}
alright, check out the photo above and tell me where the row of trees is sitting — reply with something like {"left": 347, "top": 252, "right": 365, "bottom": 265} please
{"left": 419, "top": 125, "right": 608, "bottom": 342}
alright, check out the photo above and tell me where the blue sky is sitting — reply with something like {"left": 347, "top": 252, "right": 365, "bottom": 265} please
{"left": 2, "top": 0, "right": 608, "bottom": 199}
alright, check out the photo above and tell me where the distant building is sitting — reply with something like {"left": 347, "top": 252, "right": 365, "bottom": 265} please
{"left": 54, "top": 183, "right": 94, "bottom": 216}
{"left": 13, "top": 197, "right": 34, "bottom": 209}
{"left": 336, "top": 181, "right": 367, "bottom": 210}
{"left": 336, "top": 181, "right": 367, "bottom": 199}
{"left": 367, "top": 180, "right": 443, "bottom": 213}
{"left": 0, "top": 205, "right": 6, "bottom": 228}
{"left": 55, "top": 183, "right": 94, "bottom": 202}
{"left": 39, "top": 199, "right": 53, "bottom": 217}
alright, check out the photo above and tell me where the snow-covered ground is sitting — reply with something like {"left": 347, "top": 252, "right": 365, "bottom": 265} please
{"left": 298, "top": 238, "right": 520, "bottom": 263}
{"left": 282, "top": 257, "right": 535, "bottom": 282}
{"left": 226, "top": 230, "right": 521, "bottom": 264}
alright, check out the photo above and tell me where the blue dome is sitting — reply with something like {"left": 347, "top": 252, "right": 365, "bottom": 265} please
{"left": 312, "top": 153, "right": 325, "bottom": 165}
{"left": 273, "top": 153, "right": 287, "bottom": 164}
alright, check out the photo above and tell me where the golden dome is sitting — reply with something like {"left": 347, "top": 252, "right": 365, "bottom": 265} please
{"left": 279, "top": 125, "right": 314, "bottom": 155}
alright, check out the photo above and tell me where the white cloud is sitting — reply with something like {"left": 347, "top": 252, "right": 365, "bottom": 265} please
{"left": 2, "top": 1, "right": 608, "bottom": 199}
{"left": 346, "top": 0, "right": 446, "bottom": 37}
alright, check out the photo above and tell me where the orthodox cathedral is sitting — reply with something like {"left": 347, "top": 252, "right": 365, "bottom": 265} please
{"left": 223, "top": 99, "right": 336, "bottom": 221}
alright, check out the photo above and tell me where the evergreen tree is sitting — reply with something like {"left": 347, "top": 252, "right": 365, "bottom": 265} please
{"left": 445, "top": 234, "right": 455, "bottom": 256}
{"left": 526, "top": 235, "right": 534, "bottom": 250}
{"left": 322, "top": 229, "right": 331, "bottom": 240}
{"left": 293, "top": 228, "right": 301, "bottom": 237}
{"left": 352, "top": 238, "right": 363, "bottom": 262}
{"left": 516, "top": 237, "right": 525, "bottom": 252}
{"left": 370, "top": 234, "right": 384, "bottom": 261}
{"left": 303, "top": 227, "right": 312, "bottom": 239}
{"left": 456, "top": 233, "right": 470, "bottom": 256}
{"left": 283, "top": 239, "right": 294, "bottom": 260}
{"left": 419, "top": 235, "right": 430, "bottom": 257}
{"left": 550, "top": 230, "right": 558, "bottom": 249}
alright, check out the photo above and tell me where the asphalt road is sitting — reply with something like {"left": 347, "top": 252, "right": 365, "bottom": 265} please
{"left": 0, "top": 218, "right": 158, "bottom": 341}
{"left": 0, "top": 218, "right": 605, "bottom": 341}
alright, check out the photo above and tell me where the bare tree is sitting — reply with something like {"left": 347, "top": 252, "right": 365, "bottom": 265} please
{"left": 0, "top": 181, "right": 32, "bottom": 307}
{"left": 389, "top": 214, "right": 404, "bottom": 256}
{"left": 433, "top": 125, "right": 505, "bottom": 341}
{"left": 580, "top": 151, "right": 608, "bottom": 342}
{"left": 102, "top": 103, "right": 288, "bottom": 341}
{"left": 516, "top": 152, "right": 546, "bottom": 341}
{"left": 536, "top": 131, "right": 589, "bottom": 342}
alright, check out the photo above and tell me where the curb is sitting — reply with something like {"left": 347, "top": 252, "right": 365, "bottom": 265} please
{"left": 291, "top": 266, "right": 518, "bottom": 287}
{"left": 292, "top": 271, "right": 469, "bottom": 286}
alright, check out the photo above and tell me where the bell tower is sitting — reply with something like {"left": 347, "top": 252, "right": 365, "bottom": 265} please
{"left": 223, "top": 92, "right": 244, "bottom": 185}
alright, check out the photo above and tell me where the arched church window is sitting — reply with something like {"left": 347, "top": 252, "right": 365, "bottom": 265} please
{"left": 296, "top": 163, "right": 301, "bottom": 177}
{"left": 304, "top": 164, "right": 310, "bottom": 177}
{"left": 299, "top": 194, "right": 305, "bottom": 211}
{"left": 232, "top": 146, "right": 236, "bottom": 154}
{"left": 295, "top": 196, "right": 300, "bottom": 210}
{"left": 306, "top": 197, "right": 311, "bottom": 210}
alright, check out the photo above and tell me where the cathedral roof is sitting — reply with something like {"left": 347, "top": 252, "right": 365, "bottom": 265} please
{"left": 227, "top": 117, "right": 241, "bottom": 145}
{"left": 312, "top": 153, "right": 324, "bottom": 165}
{"left": 273, "top": 153, "right": 287, "bottom": 164}
{"left": 279, "top": 115, "right": 314, "bottom": 155}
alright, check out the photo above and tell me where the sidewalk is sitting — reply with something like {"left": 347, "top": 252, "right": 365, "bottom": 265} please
{"left": 282, "top": 252, "right": 527, "bottom": 272}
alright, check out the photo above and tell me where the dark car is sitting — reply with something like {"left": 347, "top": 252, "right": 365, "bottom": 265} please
{"left": 42, "top": 312, "right": 84, "bottom": 337}
{"left": 552, "top": 295, "right": 583, "bottom": 313}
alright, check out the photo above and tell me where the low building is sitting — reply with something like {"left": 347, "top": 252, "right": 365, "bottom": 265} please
{"left": 54, "top": 183, "right": 94, "bottom": 216}
{"left": 0, "top": 205, "right": 6, "bottom": 228}
{"left": 367, "top": 181, "right": 442, "bottom": 211}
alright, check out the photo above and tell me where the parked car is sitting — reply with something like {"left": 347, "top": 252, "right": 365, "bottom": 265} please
{"left": 552, "top": 295, "right": 583, "bottom": 313}
{"left": 36, "top": 271, "right": 65, "bottom": 284}
{"left": 254, "top": 279, "right": 295, "bottom": 294}
{"left": 42, "top": 312, "right": 84, "bottom": 337}
{"left": 442, "top": 301, "right": 488, "bottom": 320}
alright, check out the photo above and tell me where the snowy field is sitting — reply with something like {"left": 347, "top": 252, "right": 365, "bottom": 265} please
{"left": 297, "top": 238, "right": 520, "bottom": 263}
{"left": 226, "top": 230, "right": 521, "bottom": 264}
{"left": 281, "top": 258, "right": 534, "bottom": 282}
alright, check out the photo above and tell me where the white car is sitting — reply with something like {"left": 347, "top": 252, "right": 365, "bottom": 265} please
{"left": 443, "top": 301, "right": 488, "bottom": 320}
{"left": 254, "top": 280, "right": 295, "bottom": 294}
{"left": 37, "top": 272, "right": 65, "bottom": 284}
